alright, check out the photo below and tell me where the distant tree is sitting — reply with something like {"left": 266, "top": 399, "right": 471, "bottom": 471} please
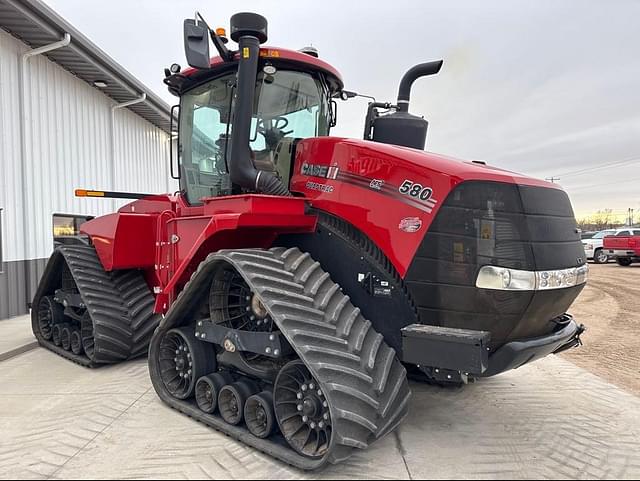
{"left": 577, "top": 209, "right": 624, "bottom": 232}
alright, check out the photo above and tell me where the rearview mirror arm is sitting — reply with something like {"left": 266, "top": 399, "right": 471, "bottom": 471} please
{"left": 196, "top": 11, "right": 234, "bottom": 62}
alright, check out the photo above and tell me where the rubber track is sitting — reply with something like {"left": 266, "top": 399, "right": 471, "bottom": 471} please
{"left": 31, "top": 246, "right": 160, "bottom": 367}
{"left": 148, "top": 247, "right": 411, "bottom": 470}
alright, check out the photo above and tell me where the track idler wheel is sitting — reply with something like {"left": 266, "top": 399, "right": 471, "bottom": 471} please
{"left": 244, "top": 391, "right": 275, "bottom": 439}
{"left": 52, "top": 323, "right": 69, "bottom": 347}
{"left": 80, "top": 312, "right": 95, "bottom": 360}
{"left": 274, "top": 360, "right": 332, "bottom": 459}
{"left": 70, "top": 329, "right": 84, "bottom": 355}
{"left": 37, "top": 295, "right": 64, "bottom": 341}
{"left": 60, "top": 326, "right": 73, "bottom": 351}
{"left": 218, "top": 380, "right": 259, "bottom": 426}
{"left": 158, "top": 327, "right": 216, "bottom": 400}
{"left": 195, "top": 371, "right": 235, "bottom": 414}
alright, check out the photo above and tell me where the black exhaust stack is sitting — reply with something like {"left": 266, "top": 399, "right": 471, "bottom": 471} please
{"left": 229, "top": 13, "right": 290, "bottom": 196}
{"left": 396, "top": 60, "right": 443, "bottom": 112}
{"left": 371, "top": 60, "right": 443, "bottom": 150}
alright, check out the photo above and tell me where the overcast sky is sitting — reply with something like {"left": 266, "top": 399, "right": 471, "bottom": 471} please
{"left": 44, "top": 0, "right": 640, "bottom": 219}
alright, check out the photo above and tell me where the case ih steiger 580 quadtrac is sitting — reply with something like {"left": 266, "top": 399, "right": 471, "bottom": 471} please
{"left": 32, "top": 12, "right": 588, "bottom": 469}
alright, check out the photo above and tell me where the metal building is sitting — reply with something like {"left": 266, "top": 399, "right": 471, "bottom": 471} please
{"left": 0, "top": 0, "right": 176, "bottom": 320}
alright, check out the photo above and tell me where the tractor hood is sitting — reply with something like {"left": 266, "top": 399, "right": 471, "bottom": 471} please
{"left": 293, "top": 136, "right": 558, "bottom": 191}
{"left": 291, "top": 136, "right": 584, "bottom": 350}
{"left": 291, "top": 136, "right": 579, "bottom": 279}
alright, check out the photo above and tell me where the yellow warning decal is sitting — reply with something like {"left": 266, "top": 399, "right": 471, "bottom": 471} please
{"left": 242, "top": 47, "right": 250, "bottom": 59}
{"left": 259, "top": 49, "right": 280, "bottom": 58}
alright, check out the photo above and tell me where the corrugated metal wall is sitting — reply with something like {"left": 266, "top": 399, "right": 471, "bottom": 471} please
{"left": 113, "top": 107, "right": 175, "bottom": 198}
{"left": 0, "top": 28, "right": 25, "bottom": 264}
{"left": 0, "top": 29, "right": 175, "bottom": 319}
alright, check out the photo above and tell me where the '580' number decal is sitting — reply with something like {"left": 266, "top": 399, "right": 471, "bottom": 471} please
{"left": 399, "top": 180, "right": 433, "bottom": 201}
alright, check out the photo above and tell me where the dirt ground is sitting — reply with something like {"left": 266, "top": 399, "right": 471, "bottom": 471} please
{"left": 561, "top": 262, "right": 640, "bottom": 396}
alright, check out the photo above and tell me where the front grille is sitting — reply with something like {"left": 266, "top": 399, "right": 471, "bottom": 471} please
{"left": 405, "top": 181, "right": 585, "bottom": 348}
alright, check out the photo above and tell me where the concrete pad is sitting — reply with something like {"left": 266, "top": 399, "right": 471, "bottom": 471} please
{"left": 0, "top": 315, "right": 36, "bottom": 359}
{"left": 401, "top": 356, "right": 640, "bottom": 480}
{"left": 0, "top": 347, "right": 639, "bottom": 479}
{"left": 52, "top": 390, "right": 408, "bottom": 480}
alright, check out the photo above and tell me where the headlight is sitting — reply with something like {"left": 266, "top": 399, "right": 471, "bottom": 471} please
{"left": 583, "top": 243, "right": 593, "bottom": 250}
{"left": 476, "top": 265, "right": 588, "bottom": 291}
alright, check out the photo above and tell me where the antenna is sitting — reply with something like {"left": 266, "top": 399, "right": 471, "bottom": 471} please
{"left": 545, "top": 176, "right": 560, "bottom": 183}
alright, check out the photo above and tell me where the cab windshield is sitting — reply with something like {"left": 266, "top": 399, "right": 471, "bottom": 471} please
{"left": 179, "top": 68, "right": 331, "bottom": 204}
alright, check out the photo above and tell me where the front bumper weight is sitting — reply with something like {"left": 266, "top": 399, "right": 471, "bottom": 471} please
{"left": 401, "top": 324, "right": 491, "bottom": 375}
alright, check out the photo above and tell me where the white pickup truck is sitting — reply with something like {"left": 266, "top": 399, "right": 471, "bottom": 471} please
{"left": 583, "top": 228, "right": 638, "bottom": 263}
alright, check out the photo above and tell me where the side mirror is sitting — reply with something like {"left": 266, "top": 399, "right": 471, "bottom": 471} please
{"left": 183, "top": 19, "right": 211, "bottom": 69}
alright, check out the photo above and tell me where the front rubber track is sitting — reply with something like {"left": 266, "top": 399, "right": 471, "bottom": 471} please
{"left": 148, "top": 247, "right": 411, "bottom": 470}
{"left": 31, "top": 245, "right": 160, "bottom": 367}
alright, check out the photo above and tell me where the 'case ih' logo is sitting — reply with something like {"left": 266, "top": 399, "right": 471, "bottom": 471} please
{"left": 301, "top": 163, "right": 339, "bottom": 179}
{"left": 300, "top": 162, "right": 340, "bottom": 179}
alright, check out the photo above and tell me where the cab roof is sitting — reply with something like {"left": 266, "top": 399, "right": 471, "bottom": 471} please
{"left": 166, "top": 47, "right": 344, "bottom": 96}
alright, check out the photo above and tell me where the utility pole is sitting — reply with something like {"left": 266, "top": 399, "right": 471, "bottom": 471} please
{"left": 546, "top": 177, "right": 560, "bottom": 183}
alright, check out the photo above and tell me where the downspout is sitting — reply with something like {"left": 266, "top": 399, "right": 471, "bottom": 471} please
{"left": 110, "top": 93, "right": 146, "bottom": 209}
{"left": 18, "top": 33, "right": 71, "bottom": 309}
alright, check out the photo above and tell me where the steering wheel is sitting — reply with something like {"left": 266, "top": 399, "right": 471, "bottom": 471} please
{"left": 256, "top": 117, "right": 293, "bottom": 137}
{"left": 272, "top": 117, "right": 291, "bottom": 132}
{"left": 256, "top": 116, "right": 294, "bottom": 150}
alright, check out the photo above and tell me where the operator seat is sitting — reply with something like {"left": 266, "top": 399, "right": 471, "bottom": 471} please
{"left": 250, "top": 137, "right": 299, "bottom": 187}
{"left": 252, "top": 149, "right": 278, "bottom": 173}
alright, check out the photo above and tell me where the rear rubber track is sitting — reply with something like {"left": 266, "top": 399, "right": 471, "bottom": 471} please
{"left": 148, "top": 247, "right": 411, "bottom": 469}
{"left": 31, "top": 245, "right": 160, "bottom": 367}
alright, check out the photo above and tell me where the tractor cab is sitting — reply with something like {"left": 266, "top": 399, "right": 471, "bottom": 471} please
{"left": 177, "top": 60, "right": 334, "bottom": 204}
{"left": 164, "top": 13, "right": 343, "bottom": 205}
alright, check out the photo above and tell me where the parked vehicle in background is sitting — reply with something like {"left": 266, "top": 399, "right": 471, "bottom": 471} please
{"left": 604, "top": 229, "right": 640, "bottom": 266}
{"left": 582, "top": 229, "right": 617, "bottom": 264}
{"left": 581, "top": 231, "right": 597, "bottom": 240}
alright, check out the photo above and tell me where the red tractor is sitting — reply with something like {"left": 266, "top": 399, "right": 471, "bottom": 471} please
{"left": 32, "top": 12, "right": 588, "bottom": 469}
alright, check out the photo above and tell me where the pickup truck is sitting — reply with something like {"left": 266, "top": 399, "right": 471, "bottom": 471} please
{"left": 582, "top": 229, "right": 617, "bottom": 263}
{"left": 604, "top": 229, "right": 640, "bottom": 266}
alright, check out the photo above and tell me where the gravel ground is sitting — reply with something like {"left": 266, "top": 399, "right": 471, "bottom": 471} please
{"left": 562, "top": 262, "right": 640, "bottom": 396}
